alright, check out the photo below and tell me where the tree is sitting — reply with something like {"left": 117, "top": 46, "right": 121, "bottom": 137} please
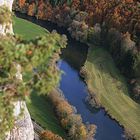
{"left": 19, "top": 0, "right": 26, "bottom": 8}
{"left": 0, "top": 2, "right": 67, "bottom": 140}
{"left": 40, "top": 130, "right": 63, "bottom": 140}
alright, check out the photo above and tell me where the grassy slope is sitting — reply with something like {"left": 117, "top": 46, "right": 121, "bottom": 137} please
{"left": 28, "top": 92, "right": 66, "bottom": 137}
{"left": 13, "top": 16, "right": 49, "bottom": 40}
{"left": 13, "top": 16, "right": 66, "bottom": 137}
{"left": 85, "top": 47, "right": 140, "bottom": 139}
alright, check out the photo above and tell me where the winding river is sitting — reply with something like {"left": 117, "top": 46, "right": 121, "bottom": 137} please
{"left": 16, "top": 13, "right": 125, "bottom": 140}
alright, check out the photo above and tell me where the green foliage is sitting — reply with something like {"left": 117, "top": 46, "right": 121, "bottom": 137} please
{"left": 0, "top": 6, "right": 12, "bottom": 24}
{"left": 134, "top": 53, "right": 140, "bottom": 77}
{"left": 49, "top": 0, "right": 72, "bottom": 6}
{"left": 13, "top": 16, "right": 67, "bottom": 138}
{"left": 0, "top": 32, "right": 67, "bottom": 139}
{"left": 87, "top": 27, "right": 101, "bottom": 45}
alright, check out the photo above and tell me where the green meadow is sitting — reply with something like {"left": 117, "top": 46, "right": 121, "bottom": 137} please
{"left": 85, "top": 47, "right": 140, "bottom": 139}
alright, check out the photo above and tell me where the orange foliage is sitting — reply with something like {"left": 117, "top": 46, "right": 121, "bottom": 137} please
{"left": 19, "top": 0, "right": 26, "bottom": 8}
{"left": 28, "top": 3, "right": 36, "bottom": 16}
{"left": 56, "top": 100, "right": 73, "bottom": 118}
{"left": 61, "top": 118, "right": 68, "bottom": 129}
{"left": 15, "top": 0, "right": 140, "bottom": 35}
{"left": 37, "top": 0, "right": 45, "bottom": 19}
{"left": 125, "top": 0, "right": 134, "bottom": 3}
{"left": 41, "top": 130, "right": 63, "bottom": 140}
{"left": 71, "top": 0, "right": 80, "bottom": 9}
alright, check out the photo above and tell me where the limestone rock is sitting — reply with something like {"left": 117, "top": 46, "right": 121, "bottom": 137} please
{"left": 5, "top": 101, "right": 34, "bottom": 140}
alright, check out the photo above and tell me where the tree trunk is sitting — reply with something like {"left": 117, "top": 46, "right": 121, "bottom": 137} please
{"left": 0, "top": 1, "right": 34, "bottom": 139}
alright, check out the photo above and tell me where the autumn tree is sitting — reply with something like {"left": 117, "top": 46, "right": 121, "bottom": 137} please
{"left": 40, "top": 130, "right": 63, "bottom": 140}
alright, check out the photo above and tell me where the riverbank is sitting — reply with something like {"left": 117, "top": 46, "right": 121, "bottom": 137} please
{"left": 82, "top": 47, "right": 140, "bottom": 139}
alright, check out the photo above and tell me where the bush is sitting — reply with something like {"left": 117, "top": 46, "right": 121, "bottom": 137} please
{"left": 130, "top": 79, "right": 140, "bottom": 100}
{"left": 86, "top": 124, "right": 96, "bottom": 139}
{"left": 28, "top": 3, "right": 36, "bottom": 16}
{"left": 61, "top": 114, "right": 82, "bottom": 130}
{"left": 56, "top": 100, "right": 73, "bottom": 118}
{"left": 0, "top": 6, "right": 12, "bottom": 24}
{"left": 87, "top": 24, "right": 101, "bottom": 45}
{"left": 134, "top": 53, "right": 140, "bottom": 77}
{"left": 41, "top": 130, "right": 63, "bottom": 140}
{"left": 68, "top": 20, "right": 88, "bottom": 42}
{"left": 68, "top": 124, "right": 87, "bottom": 140}
{"left": 121, "top": 32, "right": 135, "bottom": 53}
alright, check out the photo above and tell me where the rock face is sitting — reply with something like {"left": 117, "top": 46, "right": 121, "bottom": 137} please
{"left": 0, "top": 1, "right": 34, "bottom": 140}
{"left": 5, "top": 102, "right": 34, "bottom": 140}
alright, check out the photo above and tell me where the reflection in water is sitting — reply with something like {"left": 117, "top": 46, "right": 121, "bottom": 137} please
{"left": 16, "top": 12, "right": 125, "bottom": 140}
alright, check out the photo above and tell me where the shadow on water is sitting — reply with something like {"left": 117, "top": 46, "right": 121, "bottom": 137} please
{"left": 15, "top": 12, "right": 88, "bottom": 69}
{"left": 16, "top": 12, "right": 125, "bottom": 140}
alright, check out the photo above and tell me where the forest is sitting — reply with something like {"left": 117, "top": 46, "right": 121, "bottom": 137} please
{"left": 13, "top": 0, "right": 140, "bottom": 100}
{"left": 0, "top": 0, "right": 140, "bottom": 140}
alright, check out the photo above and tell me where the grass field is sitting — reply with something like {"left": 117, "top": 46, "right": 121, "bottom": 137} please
{"left": 13, "top": 16, "right": 66, "bottom": 137}
{"left": 85, "top": 47, "right": 140, "bottom": 139}
{"left": 27, "top": 92, "right": 66, "bottom": 137}
{"left": 13, "top": 16, "right": 49, "bottom": 40}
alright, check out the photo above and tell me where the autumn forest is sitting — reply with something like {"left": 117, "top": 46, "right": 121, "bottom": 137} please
{"left": 0, "top": 0, "right": 140, "bottom": 140}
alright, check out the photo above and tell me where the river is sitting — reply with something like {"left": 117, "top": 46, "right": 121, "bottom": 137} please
{"left": 16, "top": 12, "right": 125, "bottom": 140}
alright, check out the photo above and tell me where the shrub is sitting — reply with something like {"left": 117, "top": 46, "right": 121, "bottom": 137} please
{"left": 121, "top": 32, "right": 135, "bottom": 53}
{"left": 40, "top": 130, "right": 63, "bottom": 140}
{"left": 133, "top": 84, "right": 140, "bottom": 99}
{"left": 68, "top": 124, "right": 87, "bottom": 140}
{"left": 48, "top": 90, "right": 96, "bottom": 140}
{"left": 134, "top": 53, "right": 140, "bottom": 77}
{"left": 86, "top": 124, "right": 96, "bottom": 139}
{"left": 61, "top": 114, "right": 82, "bottom": 130}
{"left": 87, "top": 24, "right": 101, "bottom": 45}
{"left": 68, "top": 20, "right": 88, "bottom": 42}
{"left": 56, "top": 100, "right": 73, "bottom": 118}
{"left": 0, "top": 32, "right": 66, "bottom": 139}
{"left": 28, "top": 3, "right": 36, "bottom": 16}
{"left": 18, "top": 0, "right": 26, "bottom": 8}
{"left": 0, "top": 6, "right": 12, "bottom": 24}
